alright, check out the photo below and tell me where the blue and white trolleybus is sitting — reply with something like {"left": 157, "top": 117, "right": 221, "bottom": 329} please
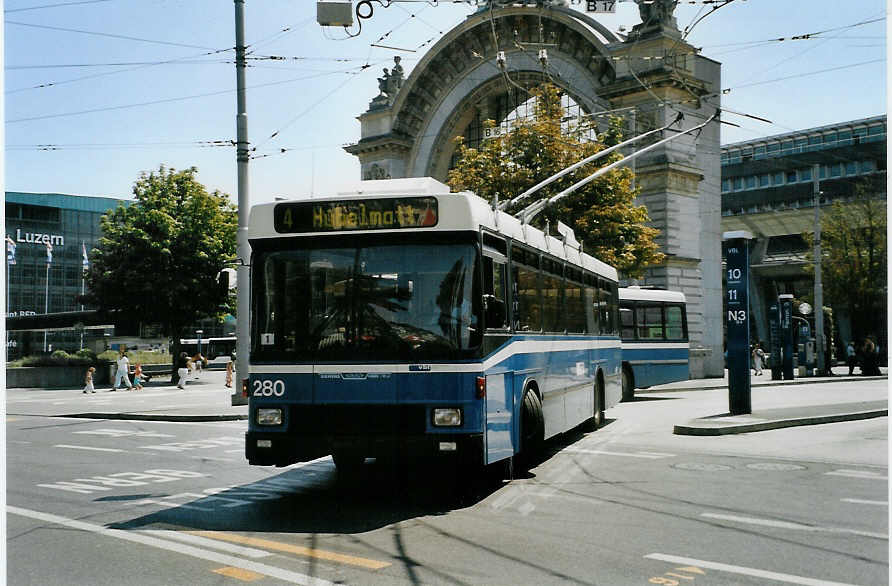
{"left": 244, "top": 178, "right": 622, "bottom": 475}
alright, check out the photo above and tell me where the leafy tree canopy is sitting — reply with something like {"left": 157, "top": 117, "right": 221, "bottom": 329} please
{"left": 82, "top": 165, "right": 237, "bottom": 347}
{"left": 447, "top": 84, "right": 664, "bottom": 278}
{"left": 804, "top": 181, "right": 886, "bottom": 340}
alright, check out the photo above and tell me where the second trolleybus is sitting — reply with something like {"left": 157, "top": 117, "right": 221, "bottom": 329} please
{"left": 618, "top": 286, "right": 690, "bottom": 401}
{"left": 244, "top": 178, "right": 622, "bottom": 475}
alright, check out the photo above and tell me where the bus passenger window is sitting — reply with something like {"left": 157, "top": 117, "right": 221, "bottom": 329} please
{"left": 565, "top": 278, "right": 586, "bottom": 333}
{"left": 620, "top": 307, "right": 634, "bottom": 340}
{"left": 513, "top": 265, "right": 541, "bottom": 332}
{"left": 666, "top": 305, "right": 685, "bottom": 340}
{"left": 483, "top": 256, "right": 508, "bottom": 329}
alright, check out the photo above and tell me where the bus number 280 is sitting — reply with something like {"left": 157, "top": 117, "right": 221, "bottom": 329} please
{"left": 253, "top": 379, "right": 285, "bottom": 397}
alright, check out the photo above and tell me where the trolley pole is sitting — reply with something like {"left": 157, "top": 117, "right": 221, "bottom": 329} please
{"left": 812, "top": 164, "right": 825, "bottom": 375}
{"left": 232, "top": 0, "right": 250, "bottom": 405}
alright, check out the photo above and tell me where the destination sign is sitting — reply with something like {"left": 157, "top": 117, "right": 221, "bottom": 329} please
{"left": 274, "top": 197, "right": 438, "bottom": 233}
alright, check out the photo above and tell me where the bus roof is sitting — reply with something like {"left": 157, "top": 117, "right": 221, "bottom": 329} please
{"left": 619, "top": 286, "right": 686, "bottom": 304}
{"left": 250, "top": 178, "right": 618, "bottom": 281}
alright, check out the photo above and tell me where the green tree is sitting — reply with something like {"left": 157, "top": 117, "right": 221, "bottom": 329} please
{"left": 82, "top": 165, "right": 237, "bottom": 380}
{"left": 804, "top": 182, "right": 886, "bottom": 342}
{"left": 447, "top": 84, "right": 664, "bottom": 277}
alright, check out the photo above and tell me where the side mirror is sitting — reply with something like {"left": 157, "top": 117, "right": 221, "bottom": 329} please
{"left": 483, "top": 294, "right": 506, "bottom": 329}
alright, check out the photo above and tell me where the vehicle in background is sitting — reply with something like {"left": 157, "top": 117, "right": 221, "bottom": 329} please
{"left": 619, "top": 286, "right": 689, "bottom": 401}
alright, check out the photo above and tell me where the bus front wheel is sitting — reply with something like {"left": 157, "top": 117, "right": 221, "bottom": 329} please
{"left": 621, "top": 366, "right": 634, "bottom": 402}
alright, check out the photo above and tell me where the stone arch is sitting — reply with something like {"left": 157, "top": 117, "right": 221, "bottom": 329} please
{"left": 346, "top": 5, "right": 620, "bottom": 183}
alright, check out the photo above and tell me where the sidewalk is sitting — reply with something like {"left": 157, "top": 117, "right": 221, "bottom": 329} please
{"left": 641, "top": 366, "right": 889, "bottom": 436}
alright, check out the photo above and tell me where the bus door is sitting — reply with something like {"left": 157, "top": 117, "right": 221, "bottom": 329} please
{"left": 482, "top": 245, "right": 513, "bottom": 463}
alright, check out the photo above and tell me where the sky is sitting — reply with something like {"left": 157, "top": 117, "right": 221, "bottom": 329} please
{"left": 3, "top": 0, "right": 888, "bottom": 205}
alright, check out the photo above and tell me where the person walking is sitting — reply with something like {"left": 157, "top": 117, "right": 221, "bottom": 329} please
{"left": 111, "top": 350, "right": 134, "bottom": 391}
{"left": 175, "top": 352, "right": 190, "bottom": 389}
{"left": 225, "top": 354, "right": 235, "bottom": 388}
{"left": 846, "top": 341, "right": 858, "bottom": 375}
{"left": 83, "top": 366, "right": 96, "bottom": 394}
{"left": 751, "top": 343, "right": 765, "bottom": 376}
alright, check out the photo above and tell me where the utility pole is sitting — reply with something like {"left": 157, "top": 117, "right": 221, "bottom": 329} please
{"left": 233, "top": 0, "right": 250, "bottom": 405}
{"left": 813, "top": 163, "right": 825, "bottom": 375}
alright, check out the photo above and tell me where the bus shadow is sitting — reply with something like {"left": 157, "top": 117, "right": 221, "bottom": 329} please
{"left": 110, "top": 458, "right": 507, "bottom": 535}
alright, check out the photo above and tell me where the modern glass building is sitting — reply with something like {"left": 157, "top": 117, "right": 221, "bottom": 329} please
{"left": 5, "top": 192, "right": 129, "bottom": 357}
{"left": 720, "top": 115, "right": 887, "bottom": 357}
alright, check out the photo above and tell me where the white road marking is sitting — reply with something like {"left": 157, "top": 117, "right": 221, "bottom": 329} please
{"left": 54, "top": 444, "right": 127, "bottom": 453}
{"left": 841, "top": 498, "right": 887, "bottom": 506}
{"left": 562, "top": 447, "right": 673, "bottom": 459}
{"left": 701, "top": 513, "right": 887, "bottom": 540}
{"left": 645, "top": 553, "right": 864, "bottom": 586}
{"left": 8, "top": 506, "right": 335, "bottom": 586}
{"left": 826, "top": 469, "right": 887, "bottom": 480}
{"left": 140, "top": 530, "right": 272, "bottom": 559}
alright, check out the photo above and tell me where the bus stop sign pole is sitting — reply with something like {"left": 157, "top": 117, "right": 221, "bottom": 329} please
{"left": 724, "top": 231, "right": 753, "bottom": 415}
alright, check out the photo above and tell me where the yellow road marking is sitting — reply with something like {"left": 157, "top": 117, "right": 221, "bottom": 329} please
{"left": 190, "top": 531, "right": 390, "bottom": 570}
{"left": 213, "top": 566, "right": 264, "bottom": 582}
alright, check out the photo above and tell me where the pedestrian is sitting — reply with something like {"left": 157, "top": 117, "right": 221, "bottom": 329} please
{"left": 863, "top": 336, "right": 881, "bottom": 375}
{"left": 846, "top": 341, "right": 858, "bottom": 375}
{"left": 83, "top": 366, "right": 96, "bottom": 394}
{"left": 225, "top": 354, "right": 235, "bottom": 388}
{"left": 132, "top": 362, "right": 145, "bottom": 390}
{"left": 192, "top": 353, "right": 205, "bottom": 378}
{"left": 751, "top": 343, "right": 765, "bottom": 376}
{"left": 176, "top": 352, "right": 190, "bottom": 389}
{"left": 111, "top": 349, "right": 134, "bottom": 391}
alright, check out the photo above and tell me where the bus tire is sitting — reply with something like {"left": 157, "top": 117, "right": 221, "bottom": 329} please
{"left": 519, "top": 388, "right": 544, "bottom": 468}
{"left": 583, "top": 375, "right": 605, "bottom": 431}
{"left": 621, "top": 365, "right": 634, "bottom": 402}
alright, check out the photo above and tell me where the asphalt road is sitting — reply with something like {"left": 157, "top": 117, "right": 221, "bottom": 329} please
{"left": 6, "top": 379, "right": 888, "bottom": 585}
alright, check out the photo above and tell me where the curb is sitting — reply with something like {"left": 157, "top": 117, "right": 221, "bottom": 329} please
{"left": 641, "top": 375, "right": 888, "bottom": 394}
{"left": 674, "top": 409, "right": 888, "bottom": 436}
{"left": 57, "top": 412, "right": 248, "bottom": 422}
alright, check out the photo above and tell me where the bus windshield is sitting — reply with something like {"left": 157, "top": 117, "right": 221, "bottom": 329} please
{"left": 251, "top": 241, "right": 481, "bottom": 362}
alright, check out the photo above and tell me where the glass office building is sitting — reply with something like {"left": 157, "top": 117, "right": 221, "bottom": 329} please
{"left": 5, "top": 192, "right": 128, "bottom": 357}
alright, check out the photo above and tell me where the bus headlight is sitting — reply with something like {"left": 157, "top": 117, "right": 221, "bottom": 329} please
{"left": 256, "top": 408, "right": 283, "bottom": 426}
{"left": 433, "top": 408, "right": 462, "bottom": 426}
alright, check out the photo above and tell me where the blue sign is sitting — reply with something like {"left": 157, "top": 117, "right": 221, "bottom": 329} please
{"left": 779, "top": 294, "right": 795, "bottom": 380}
{"left": 724, "top": 233, "right": 752, "bottom": 415}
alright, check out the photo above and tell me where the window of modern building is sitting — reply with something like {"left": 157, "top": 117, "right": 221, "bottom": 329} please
{"left": 786, "top": 170, "right": 798, "bottom": 183}
{"left": 830, "top": 163, "right": 842, "bottom": 177}
{"left": 853, "top": 127, "right": 867, "bottom": 143}
{"left": 721, "top": 178, "right": 731, "bottom": 192}
{"left": 807, "top": 135, "right": 822, "bottom": 151}
{"left": 745, "top": 176, "right": 756, "bottom": 189}
{"left": 867, "top": 125, "right": 885, "bottom": 142}
{"left": 799, "top": 167, "right": 812, "bottom": 181}
{"left": 845, "top": 161, "right": 857, "bottom": 176}
{"left": 794, "top": 138, "right": 807, "bottom": 152}
{"left": 823, "top": 131, "right": 837, "bottom": 146}
{"left": 754, "top": 145, "right": 767, "bottom": 159}
{"left": 759, "top": 174, "right": 771, "bottom": 187}
{"left": 819, "top": 165, "right": 828, "bottom": 179}
{"left": 772, "top": 172, "right": 784, "bottom": 185}
{"left": 838, "top": 129, "right": 852, "bottom": 145}
{"left": 727, "top": 150, "right": 741, "bottom": 163}
{"left": 767, "top": 143, "right": 780, "bottom": 156}
{"left": 861, "top": 160, "right": 876, "bottom": 173}
{"left": 732, "top": 177, "right": 743, "bottom": 190}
